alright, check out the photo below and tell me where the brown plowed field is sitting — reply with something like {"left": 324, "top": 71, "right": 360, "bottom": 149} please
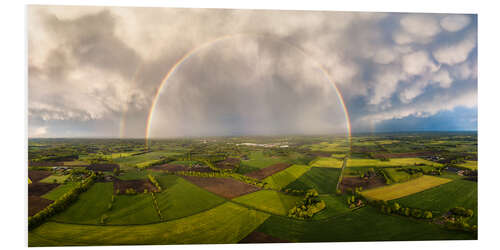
{"left": 86, "top": 163, "right": 119, "bottom": 172}
{"left": 149, "top": 164, "right": 214, "bottom": 173}
{"left": 28, "top": 196, "right": 54, "bottom": 216}
{"left": 28, "top": 170, "right": 53, "bottom": 183}
{"left": 340, "top": 176, "right": 386, "bottom": 191}
{"left": 182, "top": 176, "right": 260, "bottom": 199}
{"left": 245, "top": 163, "right": 291, "bottom": 180}
{"left": 29, "top": 182, "right": 60, "bottom": 196}
{"left": 309, "top": 151, "right": 333, "bottom": 157}
{"left": 239, "top": 231, "right": 290, "bottom": 243}
{"left": 113, "top": 179, "right": 158, "bottom": 194}
{"left": 215, "top": 157, "right": 241, "bottom": 170}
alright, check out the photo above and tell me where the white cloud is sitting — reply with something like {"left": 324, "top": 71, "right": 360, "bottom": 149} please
{"left": 402, "top": 50, "right": 438, "bottom": 75}
{"left": 440, "top": 15, "right": 471, "bottom": 32}
{"left": 393, "top": 14, "right": 441, "bottom": 44}
{"left": 431, "top": 69, "right": 453, "bottom": 88}
{"left": 433, "top": 32, "right": 476, "bottom": 65}
{"left": 373, "top": 48, "right": 397, "bottom": 64}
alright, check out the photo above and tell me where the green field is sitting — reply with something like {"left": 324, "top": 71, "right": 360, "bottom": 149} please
{"left": 396, "top": 179, "right": 478, "bottom": 224}
{"left": 456, "top": 161, "right": 478, "bottom": 170}
{"left": 52, "top": 183, "right": 114, "bottom": 224}
{"left": 311, "top": 194, "right": 351, "bottom": 220}
{"left": 113, "top": 151, "right": 180, "bottom": 169}
{"left": 310, "top": 157, "right": 343, "bottom": 168}
{"left": 232, "top": 190, "right": 302, "bottom": 216}
{"left": 155, "top": 175, "right": 226, "bottom": 220}
{"left": 29, "top": 202, "right": 270, "bottom": 246}
{"left": 347, "top": 158, "right": 441, "bottom": 168}
{"left": 256, "top": 206, "right": 475, "bottom": 242}
{"left": 40, "top": 174, "right": 70, "bottom": 184}
{"left": 241, "top": 151, "right": 285, "bottom": 169}
{"left": 106, "top": 193, "right": 159, "bottom": 225}
{"left": 361, "top": 175, "right": 452, "bottom": 201}
{"left": 310, "top": 142, "right": 349, "bottom": 152}
{"left": 263, "top": 164, "right": 312, "bottom": 190}
{"left": 42, "top": 182, "right": 79, "bottom": 201}
{"left": 285, "top": 167, "right": 340, "bottom": 194}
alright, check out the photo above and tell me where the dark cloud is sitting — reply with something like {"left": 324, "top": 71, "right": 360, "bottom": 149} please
{"left": 27, "top": 6, "right": 477, "bottom": 138}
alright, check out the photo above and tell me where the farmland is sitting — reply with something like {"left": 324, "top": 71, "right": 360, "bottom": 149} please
{"left": 360, "top": 176, "right": 452, "bottom": 201}
{"left": 28, "top": 132, "right": 478, "bottom": 245}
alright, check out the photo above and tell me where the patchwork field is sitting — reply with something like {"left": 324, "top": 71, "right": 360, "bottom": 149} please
{"left": 28, "top": 134, "right": 478, "bottom": 245}
{"left": 29, "top": 202, "right": 270, "bottom": 246}
{"left": 360, "top": 175, "right": 452, "bottom": 201}
{"left": 263, "top": 164, "right": 311, "bottom": 190}
{"left": 232, "top": 190, "right": 301, "bottom": 216}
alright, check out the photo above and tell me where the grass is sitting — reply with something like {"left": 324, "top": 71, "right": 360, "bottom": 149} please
{"left": 361, "top": 175, "right": 452, "bottom": 201}
{"left": 311, "top": 194, "right": 351, "bottom": 220}
{"left": 241, "top": 151, "right": 285, "bottom": 169}
{"left": 347, "top": 158, "right": 442, "bottom": 168}
{"left": 106, "top": 193, "right": 159, "bottom": 225}
{"left": 117, "top": 170, "right": 162, "bottom": 180}
{"left": 155, "top": 175, "right": 226, "bottom": 221}
{"left": 263, "top": 164, "right": 311, "bottom": 190}
{"left": 309, "top": 157, "right": 343, "bottom": 168}
{"left": 29, "top": 202, "right": 270, "bottom": 246}
{"left": 232, "top": 190, "right": 302, "bottom": 216}
{"left": 285, "top": 167, "right": 341, "bottom": 194}
{"left": 40, "top": 174, "right": 70, "bottom": 184}
{"left": 395, "top": 179, "right": 478, "bottom": 224}
{"left": 256, "top": 206, "right": 475, "bottom": 242}
{"left": 42, "top": 182, "right": 79, "bottom": 201}
{"left": 456, "top": 161, "right": 478, "bottom": 170}
{"left": 52, "top": 182, "right": 114, "bottom": 224}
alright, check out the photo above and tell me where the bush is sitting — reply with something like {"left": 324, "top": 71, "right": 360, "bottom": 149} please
{"left": 288, "top": 189, "right": 326, "bottom": 219}
{"left": 411, "top": 208, "right": 423, "bottom": 218}
{"left": 423, "top": 211, "right": 433, "bottom": 219}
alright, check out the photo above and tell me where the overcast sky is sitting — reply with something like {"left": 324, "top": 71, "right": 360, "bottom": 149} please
{"left": 28, "top": 6, "right": 477, "bottom": 138}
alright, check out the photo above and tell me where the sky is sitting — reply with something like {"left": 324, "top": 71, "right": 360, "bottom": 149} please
{"left": 28, "top": 6, "right": 477, "bottom": 138}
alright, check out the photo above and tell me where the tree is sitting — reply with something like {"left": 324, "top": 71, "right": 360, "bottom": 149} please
{"left": 423, "top": 211, "right": 433, "bottom": 219}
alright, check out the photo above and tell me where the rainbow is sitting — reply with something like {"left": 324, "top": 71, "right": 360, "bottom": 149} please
{"left": 144, "top": 34, "right": 352, "bottom": 146}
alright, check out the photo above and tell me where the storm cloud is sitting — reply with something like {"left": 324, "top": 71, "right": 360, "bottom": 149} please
{"left": 28, "top": 6, "right": 477, "bottom": 138}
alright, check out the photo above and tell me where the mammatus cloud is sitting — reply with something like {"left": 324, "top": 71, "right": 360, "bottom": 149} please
{"left": 440, "top": 15, "right": 471, "bottom": 32}
{"left": 27, "top": 6, "right": 477, "bottom": 137}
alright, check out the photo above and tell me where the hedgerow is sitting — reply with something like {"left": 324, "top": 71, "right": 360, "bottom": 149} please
{"left": 28, "top": 171, "right": 96, "bottom": 230}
